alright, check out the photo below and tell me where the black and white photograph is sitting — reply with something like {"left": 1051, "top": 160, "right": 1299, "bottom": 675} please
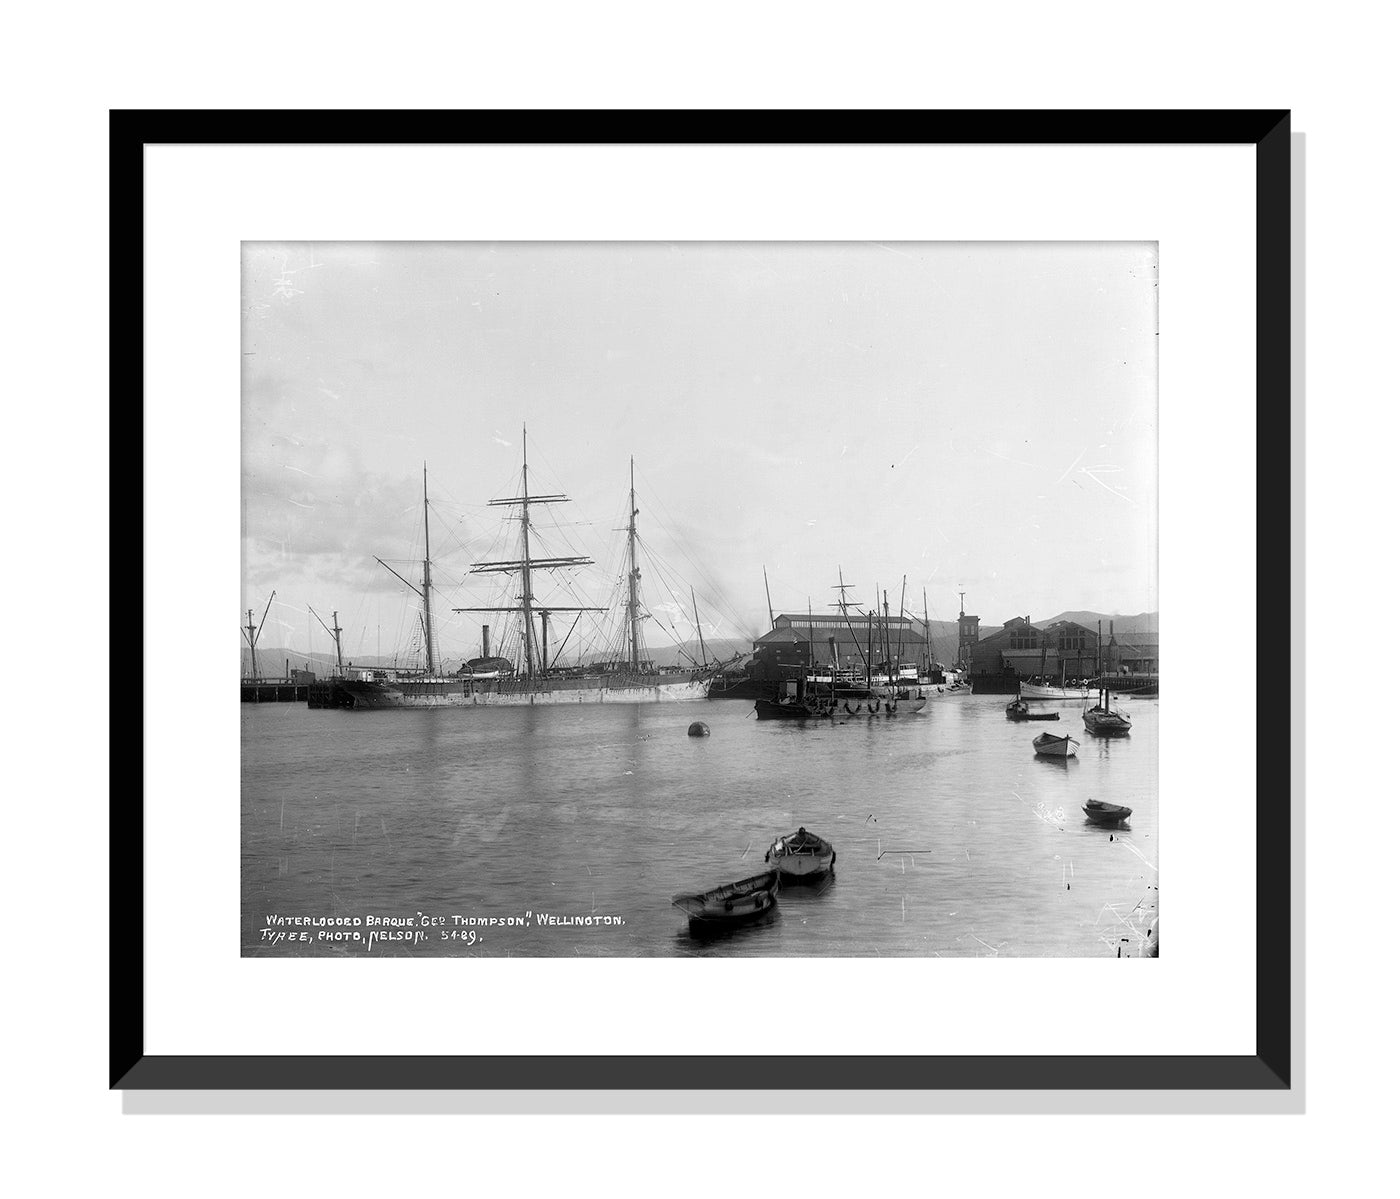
{"left": 241, "top": 239, "right": 1159, "bottom": 958}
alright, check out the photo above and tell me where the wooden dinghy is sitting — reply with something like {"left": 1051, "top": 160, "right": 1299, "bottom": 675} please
{"left": 671, "top": 869, "right": 780, "bottom": 931}
{"left": 1083, "top": 799, "right": 1133, "bottom": 825}
{"left": 765, "top": 827, "right": 835, "bottom": 883}
{"left": 1032, "top": 732, "right": 1079, "bottom": 758}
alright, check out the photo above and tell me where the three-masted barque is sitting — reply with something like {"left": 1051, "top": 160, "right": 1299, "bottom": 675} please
{"left": 338, "top": 428, "right": 723, "bottom": 709}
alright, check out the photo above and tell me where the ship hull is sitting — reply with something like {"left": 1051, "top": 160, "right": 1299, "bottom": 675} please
{"left": 1018, "top": 683, "right": 1091, "bottom": 701}
{"left": 339, "top": 675, "right": 709, "bottom": 709}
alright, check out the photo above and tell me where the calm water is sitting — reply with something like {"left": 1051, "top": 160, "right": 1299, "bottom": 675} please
{"left": 242, "top": 693, "right": 1158, "bottom": 957}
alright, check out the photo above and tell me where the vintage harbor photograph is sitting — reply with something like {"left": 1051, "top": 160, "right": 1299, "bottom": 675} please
{"left": 241, "top": 241, "right": 1159, "bottom": 957}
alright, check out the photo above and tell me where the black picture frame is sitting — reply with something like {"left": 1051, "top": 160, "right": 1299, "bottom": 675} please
{"left": 113, "top": 109, "right": 1292, "bottom": 1093}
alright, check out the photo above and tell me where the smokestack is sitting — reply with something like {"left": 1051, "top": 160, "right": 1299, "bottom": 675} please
{"left": 482, "top": 625, "right": 491, "bottom": 659}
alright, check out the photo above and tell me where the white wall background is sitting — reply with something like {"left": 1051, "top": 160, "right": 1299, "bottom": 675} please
{"left": 0, "top": 3, "right": 1380, "bottom": 1197}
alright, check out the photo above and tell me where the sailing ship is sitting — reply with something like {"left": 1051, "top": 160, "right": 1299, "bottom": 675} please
{"left": 1081, "top": 619, "right": 1133, "bottom": 733}
{"left": 337, "top": 430, "right": 726, "bottom": 709}
{"left": 833, "top": 572, "right": 929, "bottom": 714}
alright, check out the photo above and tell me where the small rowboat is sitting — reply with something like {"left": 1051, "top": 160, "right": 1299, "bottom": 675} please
{"left": 1006, "top": 700, "right": 1060, "bottom": 722}
{"left": 671, "top": 869, "right": 780, "bottom": 931}
{"left": 1032, "top": 732, "right": 1079, "bottom": 758}
{"left": 1083, "top": 799, "right": 1133, "bottom": 825}
{"left": 765, "top": 827, "right": 836, "bottom": 883}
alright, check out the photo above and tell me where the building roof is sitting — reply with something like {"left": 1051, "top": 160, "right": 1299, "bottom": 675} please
{"left": 978, "top": 617, "right": 1099, "bottom": 646}
{"left": 754, "top": 628, "right": 808, "bottom": 645}
{"left": 774, "top": 612, "right": 918, "bottom": 629}
{"left": 756, "top": 625, "right": 927, "bottom": 649}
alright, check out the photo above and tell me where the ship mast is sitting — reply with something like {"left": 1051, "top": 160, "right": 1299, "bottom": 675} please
{"left": 896, "top": 575, "right": 907, "bottom": 677}
{"left": 460, "top": 425, "right": 598, "bottom": 682}
{"left": 830, "top": 566, "right": 869, "bottom": 676}
{"left": 692, "top": 586, "right": 708, "bottom": 669}
{"left": 372, "top": 468, "right": 438, "bottom": 676}
{"left": 421, "top": 463, "right": 436, "bottom": 676}
{"left": 627, "top": 456, "right": 641, "bottom": 672}
{"left": 923, "top": 588, "right": 931, "bottom": 677}
{"left": 882, "top": 589, "right": 893, "bottom": 684}
{"left": 241, "top": 590, "right": 275, "bottom": 682}
{"left": 309, "top": 606, "right": 344, "bottom": 675}
{"left": 519, "top": 428, "right": 537, "bottom": 675}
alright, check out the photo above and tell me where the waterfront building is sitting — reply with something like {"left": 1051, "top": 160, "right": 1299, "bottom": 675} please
{"left": 750, "top": 612, "right": 929, "bottom": 682}
{"left": 957, "top": 605, "right": 980, "bottom": 672}
{"left": 968, "top": 615, "right": 1158, "bottom": 689}
{"left": 969, "top": 616, "right": 1101, "bottom": 683}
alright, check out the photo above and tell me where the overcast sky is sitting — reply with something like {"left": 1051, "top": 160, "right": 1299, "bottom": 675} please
{"left": 242, "top": 241, "right": 1157, "bottom": 666}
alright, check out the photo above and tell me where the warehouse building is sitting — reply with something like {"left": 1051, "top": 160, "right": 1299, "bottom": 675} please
{"left": 749, "top": 612, "right": 929, "bottom": 682}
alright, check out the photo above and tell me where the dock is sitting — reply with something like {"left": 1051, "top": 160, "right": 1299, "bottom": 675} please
{"left": 240, "top": 682, "right": 308, "bottom": 703}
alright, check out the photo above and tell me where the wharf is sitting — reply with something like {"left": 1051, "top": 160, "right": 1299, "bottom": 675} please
{"left": 241, "top": 682, "right": 309, "bottom": 703}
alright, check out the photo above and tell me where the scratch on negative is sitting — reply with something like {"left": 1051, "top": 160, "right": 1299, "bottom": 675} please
{"left": 1112, "top": 836, "right": 1158, "bottom": 872}
{"left": 872, "top": 242, "right": 917, "bottom": 262}
{"left": 1056, "top": 447, "right": 1088, "bottom": 484}
{"left": 1079, "top": 464, "right": 1138, "bottom": 506}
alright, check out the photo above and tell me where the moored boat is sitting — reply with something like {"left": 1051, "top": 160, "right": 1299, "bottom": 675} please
{"left": 765, "top": 827, "right": 835, "bottom": 883}
{"left": 754, "top": 694, "right": 836, "bottom": 720}
{"left": 755, "top": 670, "right": 837, "bottom": 720}
{"left": 1032, "top": 732, "right": 1079, "bottom": 758}
{"left": 868, "top": 682, "right": 928, "bottom": 714}
{"left": 1019, "top": 680, "right": 1091, "bottom": 701}
{"left": 671, "top": 869, "right": 780, "bottom": 931}
{"left": 1083, "top": 799, "right": 1133, "bottom": 824}
{"left": 1083, "top": 686, "right": 1133, "bottom": 735}
{"left": 1005, "top": 699, "right": 1060, "bottom": 722}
